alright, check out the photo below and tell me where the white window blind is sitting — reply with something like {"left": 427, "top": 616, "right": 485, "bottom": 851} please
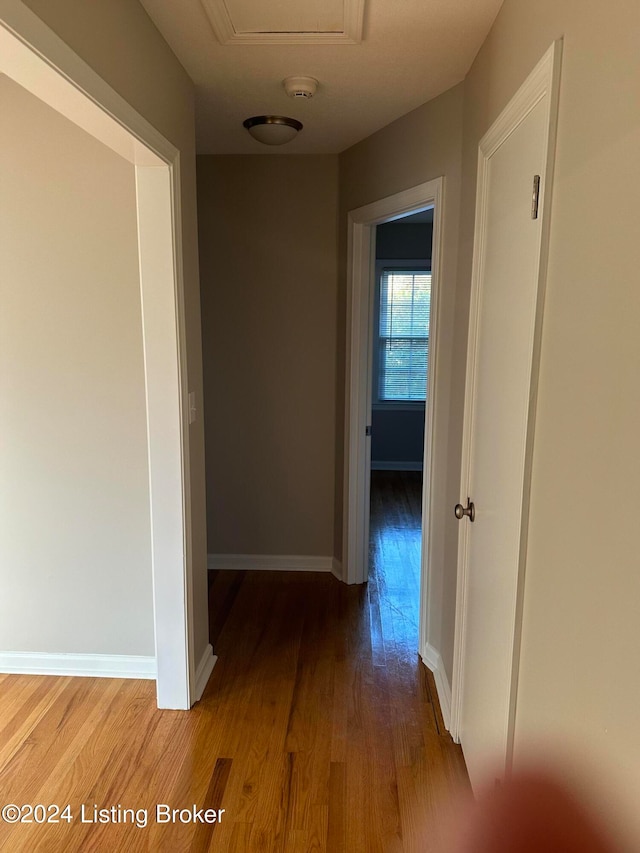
{"left": 378, "top": 269, "right": 431, "bottom": 402}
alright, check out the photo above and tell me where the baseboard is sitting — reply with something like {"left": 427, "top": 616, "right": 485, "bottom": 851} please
{"left": 208, "top": 554, "right": 337, "bottom": 573}
{"left": 331, "top": 558, "right": 343, "bottom": 580}
{"left": 193, "top": 643, "right": 217, "bottom": 703}
{"left": 0, "top": 651, "right": 156, "bottom": 680}
{"left": 371, "top": 461, "right": 423, "bottom": 471}
{"left": 420, "top": 643, "right": 452, "bottom": 731}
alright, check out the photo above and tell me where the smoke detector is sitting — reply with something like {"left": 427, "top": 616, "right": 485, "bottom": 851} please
{"left": 283, "top": 76, "right": 319, "bottom": 99}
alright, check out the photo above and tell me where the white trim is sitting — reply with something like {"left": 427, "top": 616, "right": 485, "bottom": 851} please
{"left": 344, "top": 215, "right": 374, "bottom": 585}
{"left": 0, "top": 2, "right": 195, "bottom": 709}
{"left": 192, "top": 644, "right": 217, "bottom": 702}
{"left": 200, "top": 0, "right": 364, "bottom": 45}
{"left": 371, "top": 461, "right": 423, "bottom": 471}
{"left": 450, "top": 42, "right": 563, "bottom": 754}
{"left": 208, "top": 554, "right": 337, "bottom": 572}
{"left": 0, "top": 1, "right": 178, "bottom": 164}
{"left": 420, "top": 644, "right": 452, "bottom": 732}
{"left": 208, "top": 554, "right": 343, "bottom": 580}
{"left": 135, "top": 166, "right": 192, "bottom": 711}
{"left": 343, "top": 179, "right": 444, "bottom": 703}
{"left": 0, "top": 652, "right": 156, "bottom": 680}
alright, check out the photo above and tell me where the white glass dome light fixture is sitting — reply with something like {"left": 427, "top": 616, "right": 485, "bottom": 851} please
{"left": 243, "top": 77, "right": 318, "bottom": 146}
{"left": 242, "top": 115, "right": 303, "bottom": 146}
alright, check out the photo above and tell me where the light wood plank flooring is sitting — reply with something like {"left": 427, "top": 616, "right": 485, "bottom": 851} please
{"left": 0, "top": 473, "right": 468, "bottom": 851}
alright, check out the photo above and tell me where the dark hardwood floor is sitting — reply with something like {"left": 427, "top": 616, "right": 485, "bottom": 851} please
{"left": 0, "top": 472, "right": 468, "bottom": 852}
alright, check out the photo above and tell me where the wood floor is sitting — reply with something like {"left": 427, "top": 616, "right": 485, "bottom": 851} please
{"left": 0, "top": 472, "right": 468, "bottom": 851}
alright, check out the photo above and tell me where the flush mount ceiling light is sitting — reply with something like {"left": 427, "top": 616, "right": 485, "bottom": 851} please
{"left": 243, "top": 115, "right": 303, "bottom": 146}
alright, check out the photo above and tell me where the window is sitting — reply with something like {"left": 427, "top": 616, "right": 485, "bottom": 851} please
{"left": 376, "top": 268, "right": 431, "bottom": 403}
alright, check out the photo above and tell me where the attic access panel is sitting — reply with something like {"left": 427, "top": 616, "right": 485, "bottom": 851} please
{"left": 201, "top": 0, "right": 365, "bottom": 44}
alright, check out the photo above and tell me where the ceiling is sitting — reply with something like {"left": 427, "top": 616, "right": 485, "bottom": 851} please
{"left": 139, "top": 0, "right": 503, "bottom": 155}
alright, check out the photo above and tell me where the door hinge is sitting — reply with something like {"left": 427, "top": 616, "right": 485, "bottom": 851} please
{"left": 531, "top": 174, "right": 541, "bottom": 220}
{"left": 365, "top": 425, "right": 372, "bottom": 437}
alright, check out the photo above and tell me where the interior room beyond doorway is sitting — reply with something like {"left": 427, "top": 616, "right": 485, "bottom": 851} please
{"left": 369, "top": 209, "right": 433, "bottom": 644}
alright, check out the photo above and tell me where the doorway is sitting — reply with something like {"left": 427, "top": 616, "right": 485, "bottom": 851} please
{"left": 343, "top": 178, "right": 444, "bottom": 698}
{"left": 369, "top": 211, "right": 434, "bottom": 650}
{"left": 451, "top": 42, "right": 562, "bottom": 786}
{"left": 0, "top": 6, "right": 204, "bottom": 708}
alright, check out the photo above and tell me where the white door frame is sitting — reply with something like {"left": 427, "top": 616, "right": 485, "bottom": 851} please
{"left": 343, "top": 178, "right": 444, "bottom": 653}
{"left": 0, "top": 0, "right": 198, "bottom": 709}
{"left": 450, "top": 42, "right": 562, "bottom": 753}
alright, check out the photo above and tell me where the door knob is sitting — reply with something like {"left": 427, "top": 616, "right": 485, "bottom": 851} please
{"left": 455, "top": 498, "right": 475, "bottom": 522}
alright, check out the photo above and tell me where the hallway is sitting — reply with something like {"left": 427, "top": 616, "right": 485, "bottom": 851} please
{"left": 202, "top": 469, "right": 469, "bottom": 850}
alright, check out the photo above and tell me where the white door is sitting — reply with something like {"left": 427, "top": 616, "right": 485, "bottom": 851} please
{"left": 453, "top": 44, "right": 561, "bottom": 790}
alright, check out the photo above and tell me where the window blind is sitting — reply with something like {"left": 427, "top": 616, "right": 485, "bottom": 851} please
{"left": 378, "top": 270, "right": 431, "bottom": 401}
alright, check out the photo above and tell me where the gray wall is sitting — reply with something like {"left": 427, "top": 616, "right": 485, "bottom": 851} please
{"left": 376, "top": 222, "right": 433, "bottom": 260}
{"left": 197, "top": 155, "right": 338, "bottom": 557}
{"left": 370, "top": 411, "right": 425, "bottom": 469}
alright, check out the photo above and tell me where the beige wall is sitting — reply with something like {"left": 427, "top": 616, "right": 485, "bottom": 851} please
{"left": 0, "top": 75, "right": 153, "bottom": 654}
{"left": 338, "top": 84, "right": 464, "bottom": 673}
{"left": 21, "top": 0, "right": 210, "bottom": 660}
{"left": 198, "top": 155, "right": 338, "bottom": 556}
{"left": 458, "top": 0, "right": 640, "bottom": 844}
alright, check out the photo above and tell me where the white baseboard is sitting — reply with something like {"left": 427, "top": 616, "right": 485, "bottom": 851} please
{"left": 331, "top": 558, "right": 343, "bottom": 580}
{"left": 371, "top": 461, "right": 423, "bottom": 471}
{"left": 208, "top": 554, "right": 337, "bottom": 573}
{"left": 193, "top": 643, "right": 217, "bottom": 703}
{"left": 0, "top": 651, "right": 156, "bottom": 680}
{"left": 420, "top": 643, "right": 452, "bottom": 731}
